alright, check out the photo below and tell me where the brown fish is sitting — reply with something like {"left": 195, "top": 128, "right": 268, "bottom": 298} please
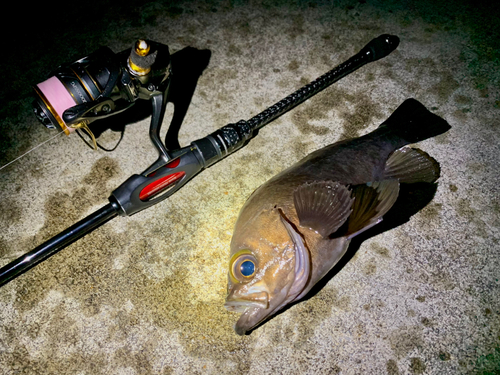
{"left": 224, "top": 98, "right": 451, "bottom": 335}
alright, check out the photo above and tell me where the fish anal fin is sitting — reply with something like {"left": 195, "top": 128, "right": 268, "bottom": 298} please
{"left": 384, "top": 146, "right": 441, "bottom": 183}
{"left": 293, "top": 181, "right": 354, "bottom": 238}
{"left": 347, "top": 180, "right": 399, "bottom": 239}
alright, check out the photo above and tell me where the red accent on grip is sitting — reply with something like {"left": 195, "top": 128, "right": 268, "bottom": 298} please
{"left": 166, "top": 158, "right": 181, "bottom": 168}
{"left": 147, "top": 158, "right": 181, "bottom": 178}
{"left": 139, "top": 171, "right": 185, "bottom": 201}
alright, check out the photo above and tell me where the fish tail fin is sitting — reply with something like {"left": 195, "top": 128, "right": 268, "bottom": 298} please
{"left": 379, "top": 98, "right": 451, "bottom": 143}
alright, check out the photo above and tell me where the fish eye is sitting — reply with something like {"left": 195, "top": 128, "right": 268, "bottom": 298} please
{"left": 230, "top": 250, "right": 257, "bottom": 283}
{"left": 240, "top": 260, "right": 255, "bottom": 277}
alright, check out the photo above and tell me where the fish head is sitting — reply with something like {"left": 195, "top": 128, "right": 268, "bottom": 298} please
{"left": 225, "top": 205, "right": 310, "bottom": 335}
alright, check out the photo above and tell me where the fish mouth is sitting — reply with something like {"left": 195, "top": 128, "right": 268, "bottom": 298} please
{"left": 225, "top": 288, "right": 295, "bottom": 335}
{"left": 229, "top": 297, "right": 288, "bottom": 336}
{"left": 224, "top": 291, "right": 269, "bottom": 312}
{"left": 225, "top": 290, "right": 270, "bottom": 334}
{"left": 233, "top": 306, "right": 269, "bottom": 336}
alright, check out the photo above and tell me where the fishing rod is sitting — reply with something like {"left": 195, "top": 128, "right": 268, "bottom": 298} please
{"left": 0, "top": 34, "right": 400, "bottom": 287}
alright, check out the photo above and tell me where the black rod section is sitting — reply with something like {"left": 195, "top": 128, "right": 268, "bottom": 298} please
{"left": 194, "top": 34, "right": 400, "bottom": 166}
{"left": 0, "top": 203, "right": 119, "bottom": 287}
{"left": 247, "top": 34, "right": 400, "bottom": 131}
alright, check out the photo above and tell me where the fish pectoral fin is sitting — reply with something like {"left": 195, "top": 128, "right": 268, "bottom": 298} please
{"left": 346, "top": 180, "right": 399, "bottom": 239}
{"left": 384, "top": 146, "right": 441, "bottom": 183}
{"left": 293, "top": 180, "right": 354, "bottom": 238}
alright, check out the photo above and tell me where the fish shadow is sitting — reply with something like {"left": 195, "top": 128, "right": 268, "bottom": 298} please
{"left": 246, "top": 181, "right": 438, "bottom": 335}
{"left": 80, "top": 47, "right": 212, "bottom": 151}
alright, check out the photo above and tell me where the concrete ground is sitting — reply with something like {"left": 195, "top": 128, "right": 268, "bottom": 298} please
{"left": 0, "top": 1, "right": 499, "bottom": 374}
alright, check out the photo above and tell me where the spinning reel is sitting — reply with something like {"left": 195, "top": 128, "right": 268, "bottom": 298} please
{"left": 32, "top": 39, "right": 171, "bottom": 150}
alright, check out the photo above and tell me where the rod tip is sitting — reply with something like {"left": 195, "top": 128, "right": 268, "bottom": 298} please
{"left": 360, "top": 34, "right": 400, "bottom": 62}
{"left": 380, "top": 34, "right": 400, "bottom": 52}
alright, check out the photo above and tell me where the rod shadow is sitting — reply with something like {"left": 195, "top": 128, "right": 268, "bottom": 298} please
{"left": 245, "top": 181, "right": 438, "bottom": 335}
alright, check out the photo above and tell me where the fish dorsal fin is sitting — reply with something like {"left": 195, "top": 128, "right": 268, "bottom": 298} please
{"left": 384, "top": 146, "right": 441, "bottom": 183}
{"left": 347, "top": 180, "right": 399, "bottom": 239}
{"left": 293, "top": 181, "right": 354, "bottom": 238}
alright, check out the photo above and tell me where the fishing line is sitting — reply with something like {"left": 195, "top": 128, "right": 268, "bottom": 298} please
{"left": 0, "top": 129, "right": 65, "bottom": 171}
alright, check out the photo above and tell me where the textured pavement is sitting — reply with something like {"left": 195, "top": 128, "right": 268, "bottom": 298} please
{"left": 0, "top": 1, "right": 499, "bottom": 374}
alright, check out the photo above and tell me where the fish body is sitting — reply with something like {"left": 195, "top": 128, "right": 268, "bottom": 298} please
{"left": 225, "top": 99, "right": 451, "bottom": 335}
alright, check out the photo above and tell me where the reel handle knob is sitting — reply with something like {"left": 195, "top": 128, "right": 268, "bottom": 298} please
{"left": 128, "top": 39, "right": 157, "bottom": 76}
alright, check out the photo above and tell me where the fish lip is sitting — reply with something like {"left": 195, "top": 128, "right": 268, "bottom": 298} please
{"left": 227, "top": 288, "right": 292, "bottom": 335}
{"left": 234, "top": 307, "right": 259, "bottom": 335}
{"left": 233, "top": 306, "right": 273, "bottom": 336}
{"left": 225, "top": 290, "right": 271, "bottom": 334}
{"left": 232, "top": 302, "right": 286, "bottom": 335}
{"left": 224, "top": 299, "right": 268, "bottom": 312}
{"left": 224, "top": 290, "right": 269, "bottom": 312}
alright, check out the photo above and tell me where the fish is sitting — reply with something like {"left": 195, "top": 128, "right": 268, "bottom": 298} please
{"left": 224, "top": 98, "right": 451, "bottom": 335}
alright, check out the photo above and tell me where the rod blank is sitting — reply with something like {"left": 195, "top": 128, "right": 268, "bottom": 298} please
{"left": 0, "top": 203, "right": 119, "bottom": 287}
